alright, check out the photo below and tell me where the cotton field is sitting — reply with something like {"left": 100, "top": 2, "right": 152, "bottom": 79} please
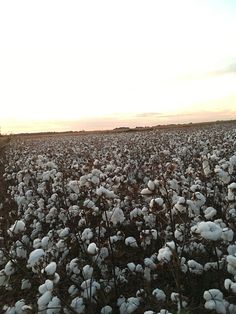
{"left": 0, "top": 122, "right": 236, "bottom": 313}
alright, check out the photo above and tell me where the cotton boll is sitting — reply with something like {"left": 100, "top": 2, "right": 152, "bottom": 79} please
{"left": 194, "top": 221, "right": 222, "bottom": 241}
{"left": 8, "top": 220, "right": 25, "bottom": 235}
{"left": 82, "top": 265, "right": 93, "bottom": 279}
{"left": 203, "top": 289, "right": 226, "bottom": 314}
{"left": 221, "top": 228, "right": 234, "bottom": 242}
{"left": 157, "top": 246, "right": 172, "bottom": 263}
{"left": 15, "top": 299, "right": 26, "bottom": 314}
{"left": 68, "top": 285, "right": 79, "bottom": 297}
{"left": 4, "top": 260, "right": 16, "bottom": 276}
{"left": 87, "top": 242, "right": 99, "bottom": 255}
{"left": 69, "top": 258, "right": 80, "bottom": 274}
{"left": 21, "top": 279, "right": 31, "bottom": 290}
{"left": 125, "top": 237, "right": 138, "bottom": 248}
{"left": 141, "top": 188, "right": 153, "bottom": 195}
{"left": 37, "top": 291, "right": 52, "bottom": 309}
{"left": 81, "top": 228, "right": 93, "bottom": 243}
{"left": 71, "top": 297, "right": 85, "bottom": 313}
{"left": 100, "top": 305, "right": 112, "bottom": 314}
{"left": 0, "top": 270, "right": 8, "bottom": 286}
{"left": 147, "top": 180, "right": 155, "bottom": 191}
{"left": 227, "top": 255, "right": 236, "bottom": 275}
{"left": 204, "top": 207, "right": 217, "bottom": 220}
{"left": 47, "top": 296, "right": 61, "bottom": 314}
{"left": 127, "top": 263, "right": 136, "bottom": 272}
{"left": 59, "top": 227, "right": 70, "bottom": 238}
{"left": 152, "top": 288, "right": 166, "bottom": 301}
{"left": 28, "top": 249, "right": 45, "bottom": 267}
{"left": 224, "top": 279, "right": 236, "bottom": 293}
{"left": 187, "top": 260, "right": 204, "bottom": 275}
{"left": 45, "top": 262, "right": 57, "bottom": 275}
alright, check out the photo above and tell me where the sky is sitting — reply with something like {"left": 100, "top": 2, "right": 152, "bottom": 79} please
{"left": 0, "top": 0, "right": 236, "bottom": 134}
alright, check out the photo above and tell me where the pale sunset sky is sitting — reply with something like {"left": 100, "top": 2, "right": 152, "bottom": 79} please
{"left": 0, "top": 0, "right": 236, "bottom": 133}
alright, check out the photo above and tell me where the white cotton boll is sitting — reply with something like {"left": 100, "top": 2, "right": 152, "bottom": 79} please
{"left": 71, "top": 297, "right": 85, "bottom": 313}
{"left": 87, "top": 243, "right": 99, "bottom": 255}
{"left": 120, "top": 297, "right": 140, "bottom": 314}
{"left": 144, "top": 267, "right": 151, "bottom": 282}
{"left": 224, "top": 279, "right": 236, "bottom": 293}
{"left": 45, "top": 262, "right": 57, "bottom": 275}
{"left": 130, "top": 208, "right": 143, "bottom": 219}
{"left": 68, "top": 180, "right": 80, "bottom": 194}
{"left": 28, "top": 249, "right": 45, "bottom": 267}
{"left": 187, "top": 260, "right": 204, "bottom": 275}
{"left": 8, "top": 220, "right": 25, "bottom": 234}
{"left": 221, "top": 228, "right": 234, "bottom": 242}
{"left": 127, "top": 263, "right": 136, "bottom": 272}
{"left": 227, "top": 255, "right": 236, "bottom": 275}
{"left": 101, "top": 305, "right": 112, "bottom": 314}
{"left": 81, "top": 228, "right": 93, "bottom": 242}
{"left": 37, "top": 291, "right": 52, "bottom": 309}
{"left": 68, "top": 285, "right": 79, "bottom": 297}
{"left": 195, "top": 221, "right": 222, "bottom": 241}
{"left": 0, "top": 270, "right": 7, "bottom": 286}
{"left": 204, "top": 207, "right": 217, "bottom": 220}
{"left": 203, "top": 159, "right": 211, "bottom": 176}
{"left": 203, "top": 289, "right": 226, "bottom": 314}
{"left": 147, "top": 180, "right": 155, "bottom": 191}
{"left": 4, "top": 260, "right": 16, "bottom": 276}
{"left": 96, "top": 186, "right": 116, "bottom": 198}
{"left": 47, "top": 296, "right": 61, "bottom": 314}
{"left": 69, "top": 258, "right": 80, "bottom": 274}
{"left": 21, "top": 279, "right": 31, "bottom": 290}
{"left": 91, "top": 175, "right": 100, "bottom": 185}
{"left": 125, "top": 237, "right": 138, "bottom": 248}
{"left": 16, "top": 246, "right": 27, "bottom": 259}
{"left": 59, "top": 227, "right": 70, "bottom": 238}
{"left": 144, "top": 311, "right": 155, "bottom": 314}
{"left": 15, "top": 299, "right": 25, "bottom": 314}
{"left": 82, "top": 265, "right": 93, "bottom": 279}
{"left": 152, "top": 288, "right": 166, "bottom": 301}
{"left": 110, "top": 207, "right": 125, "bottom": 226}
{"left": 144, "top": 258, "right": 156, "bottom": 270}
{"left": 157, "top": 247, "right": 172, "bottom": 263}
{"left": 33, "top": 238, "right": 42, "bottom": 249}
{"left": 141, "top": 188, "right": 153, "bottom": 195}
{"left": 41, "top": 236, "right": 50, "bottom": 249}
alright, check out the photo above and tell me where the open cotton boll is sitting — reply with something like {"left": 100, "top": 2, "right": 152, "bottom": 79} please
{"left": 96, "top": 186, "right": 116, "bottom": 198}
{"left": 157, "top": 246, "right": 172, "bottom": 263}
{"left": 37, "top": 291, "right": 52, "bottom": 309}
{"left": 21, "top": 279, "right": 31, "bottom": 290}
{"left": 203, "top": 289, "right": 226, "bottom": 314}
{"left": 119, "top": 297, "right": 140, "bottom": 314}
{"left": 147, "top": 180, "right": 155, "bottom": 191}
{"left": 87, "top": 242, "right": 98, "bottom": 255}
{"left": 59, "top": 227, "right": 70, "bottom": 238}
{"left": 125, "top": 237, "right": 138, "bottom": 248}
{"left": 4, "top": 261, "right": 16, "bottom": 276}
{"left": 45, "top": 262, "right": 57, "bottom": 275}
{"left": 158, "top": 310, "right": 172, "bottom": 314}
{"left": 8, "top": 220, "right": 25, "bottom": 235}
{"left": 221, "top": 228, "right": 234, "bottom": 242}
{"left": 187, "top": 260, "right": 204, "bottom": 275}
{"left": 194, "top": 221, "right": 222, "bottom": 241}
{"left": 204, "top": 207, "right": 217, "bottom": 220}
{"left": 28, "top": 249, "right": 45, "bottom": 267}
{"left": 101, "top": 305, "right": 112, "bottom": 314}
{"left": 227, "top": 255, "right": 236, "bottom": 275}
{"left": 15, "top": 299, "right": 26, "bottom": 314}
{"left": 141, "top": 188, "right": 153, "bottom": 195}
{"left": 68, "top": 180, "right": 80, "bottom": 194}
{"left": 82, "top": 265, "right": 93, "bottom": 279}
{"left": 127, "top": 263, "right": 136, "bottom": 272}
{"left": 70, "top": 297, "right": 85, "bottom": 313}
{"left": 152, "top": 288, "right": 166, "bottom": 301}
{"left": 47, "top": 296, "right": 61, "bottom": 314}
{"left": 0, "top": 270, "right": 8, "bottom": 286}
{"left": 69, "top": 258, "right": 80, "bottom": 274}
{"left": 224, "top": 279, "right": 236, "bottom": 293}
{"left": 81, "top": 228, "right": 93, "bottom": 243}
